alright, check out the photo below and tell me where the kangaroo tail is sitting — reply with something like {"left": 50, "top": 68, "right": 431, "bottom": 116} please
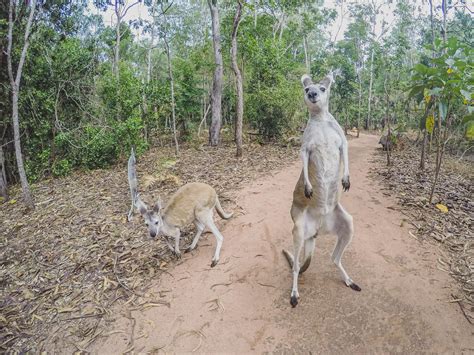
{"left": 215, "top": 196, "right": 233, "bottom": 220}
{"left": 282, "top": 249, "right": 312, "bottom": 274}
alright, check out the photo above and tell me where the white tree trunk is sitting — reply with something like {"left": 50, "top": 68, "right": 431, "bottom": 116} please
{"left": 231, "top": 0, "right": 244, "bottom": 157}
{"left": 303, "top": 36, "right": 310, "bottom": 72}
{"left": 0, "top": 145, "right": 8, "bottom": 201}
{"left": 208, "top": 0, "right": 223, "bottom": 146}
{"left": 7, "top": 0, "right": 36, "bottom": 209}
{"left": 164, "top": 37, "right": 179, "bottom": 155}
{"left": 366, "top": 47, "right": 375, "bottom": 130}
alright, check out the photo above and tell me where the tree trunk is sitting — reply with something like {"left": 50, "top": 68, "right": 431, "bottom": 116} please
{"left": 164, "top": 38, "right": 179, "bottom": 155}
{"left": 420, "top": 129, "right": 427, "bottom": 170}
{"left": 113, "top": 0, "right": 140, "bottom": 121}
{"left": 366, "top": 47, "right": 375, "bottom": 130}
{"left": 303, "top": 36, "right": 310, "bottom": 72}
{"left": 0, "top": 145, "right": 8, "bottom": 201}
{"left": 384, "top": 75, "right": 391, "bottom": 166}
{"left": 357, "top": 74, "right": 362, "bottom": 138}
{"left": 231, "top": 0, "right": 244, "bottom": 157}
{"left": 208, "top": 0, "right": 223, "bottom": 146}
{"left": 7, "top": 0, "right": 36, "bottom": 209}
{"left": 429, "top": 110, "right": 451, "bottom": 203}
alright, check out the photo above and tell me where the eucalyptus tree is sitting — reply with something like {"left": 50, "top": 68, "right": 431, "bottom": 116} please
{"left": 231, "top": 0, "right": 244, "bottom": 157}
{"left": 208, "top": 0, "right": 223, "bottom": 146}
{"left": 6, "top": 0, "right": 37, "bottom": 209}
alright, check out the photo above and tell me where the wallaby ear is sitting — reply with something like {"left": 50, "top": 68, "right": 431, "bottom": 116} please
{"left": 301, "top": 74, "right": 313, "bottom": 88}
{"left": 135, "top": 197, "right": 148, "bottom": 215}
{"left": 153, "top": 197, "right": 162, "bottom": 213}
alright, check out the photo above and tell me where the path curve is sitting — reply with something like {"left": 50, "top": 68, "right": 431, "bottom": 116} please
{"left": 92, "top": 134, "right": 473, "bottom": 353}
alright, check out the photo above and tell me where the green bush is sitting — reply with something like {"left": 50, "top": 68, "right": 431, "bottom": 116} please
{"left": 52, "top": 159, "right": 72, "bottom": 177}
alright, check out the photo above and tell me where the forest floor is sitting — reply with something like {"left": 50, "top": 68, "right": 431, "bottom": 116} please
{"left": 86, "top": 133, "right": 471, "bottom": 353}
{"left": 2, "top": 134, "right": 473, "bottom": 353}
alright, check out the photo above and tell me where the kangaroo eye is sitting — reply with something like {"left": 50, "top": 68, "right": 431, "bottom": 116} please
{"left": 154, "top": 221, "right": 159, "bottom": 225}
{"left": 320, "top": 87, "right": 326, "bottom": 92}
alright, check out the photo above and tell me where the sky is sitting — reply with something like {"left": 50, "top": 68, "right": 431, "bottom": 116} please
{"left": 88, "top": 0, "right": 431, "bottom": 42}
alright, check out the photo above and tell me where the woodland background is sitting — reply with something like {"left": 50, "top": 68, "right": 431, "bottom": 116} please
{"left": 0, "top": 0, "right": 472, "bottom": 206}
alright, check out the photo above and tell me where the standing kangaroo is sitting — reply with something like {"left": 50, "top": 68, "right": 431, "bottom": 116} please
{"left": 283, "top": 73, "right": 361, "bottom": 308}
{"left": 136, "top": 182, "right": 233, "bottom": 267}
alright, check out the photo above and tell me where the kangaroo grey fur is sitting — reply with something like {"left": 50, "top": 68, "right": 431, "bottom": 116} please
{"left": 282, "top": 72, "right": 361, "bottom": 308}
{"left": 127, "top": 147, "right": 138, "bottom": 222}
{"left": 135, "top": 182, "right": 233, "bottom": 267}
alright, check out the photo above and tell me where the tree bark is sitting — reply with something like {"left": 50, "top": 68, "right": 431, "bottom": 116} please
{"left": 7, "top": 0, "right": 36, "bottom": 209}
{"left": 303, "top": 35, "right": 310, "bottom": 72}
{"left": 366, "top": 47, "right": 375, "bottom": 130}
{"left": 113, "top": 1, "right": 140, "bottom": 121}
{"left": 0, "top": 145, "right": 8, "bottom": 201}
{"left": 357, "top": 70, "right": 362, "bottom": 138}
{"left": 208, "top": 0, "right": 223, "bottom": 146}
{"left": 231, "top": 0, "right": 244, "bottom": 157}
{"left": 162, "top": 16, "right": 179, "bottom": 155}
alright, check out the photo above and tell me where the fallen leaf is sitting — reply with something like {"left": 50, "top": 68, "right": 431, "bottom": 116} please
{"left": 435, "top": 203, "right": 449, "bottom": 213}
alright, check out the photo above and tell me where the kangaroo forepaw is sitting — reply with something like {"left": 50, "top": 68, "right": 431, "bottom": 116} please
{"left": 173, "top": 250, "right": 182, "bottom": 259}
{"left": 342, "top": 176, "right": 350, "bottom": 192}
{"left": 211, "top": 259, "right": 219, "bottom": 268}
{"left": 304, "top": 185, "right": 313, "bottom": 199}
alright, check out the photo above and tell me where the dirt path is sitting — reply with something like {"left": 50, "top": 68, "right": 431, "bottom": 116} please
{"left": 92, "top": 134, "right": 473, "bottom": 353}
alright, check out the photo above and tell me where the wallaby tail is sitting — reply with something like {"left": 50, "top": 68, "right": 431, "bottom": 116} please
{"left": 215, "top": 196, "right": 233, "bottom": 220}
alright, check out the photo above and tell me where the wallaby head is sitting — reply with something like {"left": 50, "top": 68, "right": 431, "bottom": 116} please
{"left": 301, "top": 73, "right": 334, "bottom": 112}
{"left": 136, "top": 197, "right": 163, "bottom": 238}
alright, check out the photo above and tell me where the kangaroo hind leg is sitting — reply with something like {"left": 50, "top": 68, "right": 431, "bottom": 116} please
{"left": 329, "top": 203, "right": 361, "bottom": 291}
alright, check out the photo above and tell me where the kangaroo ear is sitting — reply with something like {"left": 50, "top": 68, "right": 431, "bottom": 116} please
{"left": 153, "top": 197, "right": 162, "bottom": 213}
{"left": 320, "top": 72, "right": 334, "bottom": 89}
{"left": 135, "top": 197, "right": 148, "bottom": 215}
{"left": 301, "top": 74, "right": 313, "bottom": 88}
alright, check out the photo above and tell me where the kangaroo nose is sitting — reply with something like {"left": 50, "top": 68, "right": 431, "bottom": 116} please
{"left": 150, "top": 232, "right": 156, "bottom": 238}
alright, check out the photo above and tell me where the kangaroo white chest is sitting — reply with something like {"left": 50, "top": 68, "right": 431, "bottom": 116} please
{"left": 302, "top": 118, "right": 342, "bottom": 212}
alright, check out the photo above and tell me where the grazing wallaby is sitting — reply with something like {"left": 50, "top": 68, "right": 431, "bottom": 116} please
{"left": 127, "top": 147, "right": 138, "bottom": 222}
{"left": 283, "top": 73, "right": 361, "bottom": 308}
{"left": 136, "top": 182, "right": 233, "bottom": 267}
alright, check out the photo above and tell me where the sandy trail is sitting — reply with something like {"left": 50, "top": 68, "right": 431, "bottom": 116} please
{"left": 92, "top": 134, "right": 473, "bottom": 353}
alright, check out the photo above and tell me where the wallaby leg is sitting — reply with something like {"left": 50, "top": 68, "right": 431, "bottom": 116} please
{"left": 329, "top": 203, "right": 361, "bottom": 291}
{"left": 290, "top": 221, "right": 305, "bottom": 307}
{"left": 299, "top": 236, "right": 316, "bottom": 274}
{"left": 204, "top": 215, "right": 224, "bottom": 268}
{"left": 166, "top": 228, "right": 181, "bottom": 259}
{"left": 185, "top": 221, "right": 205, "bottom": 253}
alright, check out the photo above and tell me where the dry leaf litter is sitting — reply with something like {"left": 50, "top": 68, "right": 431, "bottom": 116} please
{"left": 371, "top": 144, "right": 473, "bottom": 324}
{"left": 0, "top": 142, "right": 298, "bottom": 352}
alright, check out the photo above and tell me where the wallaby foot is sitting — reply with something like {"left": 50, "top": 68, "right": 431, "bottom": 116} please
{"left": 290, "top": 295, "right": 298, "bottom": 308}
{"left": 173, "top": 250, "right": 182, "bottom": 259}
{"left": 342, "top": 176, "right": 351, "bottom": 191}
{"left": 185, "top": 245, "right": 196, "bottom": 253}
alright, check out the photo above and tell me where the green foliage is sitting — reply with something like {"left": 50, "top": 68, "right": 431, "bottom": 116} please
{"left": 410, "top": 37, "right": 473, "bottom": 135}
{"left": 3, "top": 0, "right": 474, "bottom": 186}
{"left": 246, "top": 39, "right": 302, "bottom": 138}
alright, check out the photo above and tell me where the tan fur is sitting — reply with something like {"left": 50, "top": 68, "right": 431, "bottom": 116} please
{"left": 137, "top": 182, "right": 232, "bottom": 267}
{"left": 283, "top": 73, "right": 360, "bottom": 307}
